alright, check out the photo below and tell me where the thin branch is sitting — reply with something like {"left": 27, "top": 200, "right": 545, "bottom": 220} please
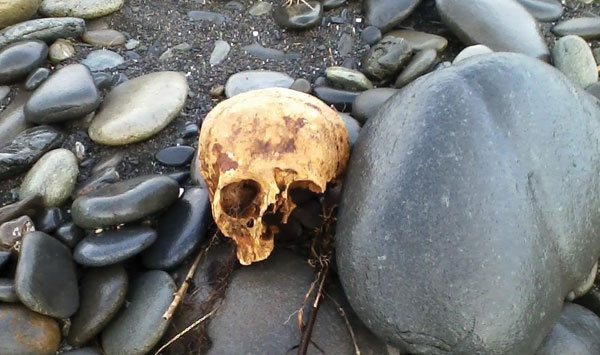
{"left": 162, "top": 232, "right": 220, "bottom": 320}
{"left": 154, "top": 307, "right": 219, "bottom": 355}
{"left": 297, "top": 263, "right": 329, "bottom": 355}
{"left": 324, "top": 291, "right": 360, "bottom": 355}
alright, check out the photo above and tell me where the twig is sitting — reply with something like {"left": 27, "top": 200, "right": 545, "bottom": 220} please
{"left": 296, "top": 276, "right": 319, "bottom": 330}
{"left": 324, "top": 291, "right": 360, "bottom": 355}
{"left": 162, "top": 232, "right": 220, "bottom": 320}
{"left": 298, "top": 262, "right": 329, "bottom": 355}
{"left": 154, "top": 307, "right": 219, "bottom": 355}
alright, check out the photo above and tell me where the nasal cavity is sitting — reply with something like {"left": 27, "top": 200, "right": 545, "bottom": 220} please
{"left": 220, "top": 180, "right": 260, "bottom": 218}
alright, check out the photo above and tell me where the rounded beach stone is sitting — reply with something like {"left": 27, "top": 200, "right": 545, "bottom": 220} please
{"left": 20, "top": 148, "right": 79, "bottom": 207}
{"left": 88, "top": 71, "right": 188, "bottom": 145}
{"left": 71, "top": 174, "right": 180, "bottom": 229}
{"left": 101, "top": 270, "right": 176, "bottom": 355}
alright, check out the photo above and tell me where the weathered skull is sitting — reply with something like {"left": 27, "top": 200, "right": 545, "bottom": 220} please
{"left": 198, "top": 88, "right": 350, "bottom": 265}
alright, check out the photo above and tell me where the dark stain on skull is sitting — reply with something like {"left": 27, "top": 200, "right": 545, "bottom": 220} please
{"left": 212, "top": 143, "right": 239, "bottom": 171}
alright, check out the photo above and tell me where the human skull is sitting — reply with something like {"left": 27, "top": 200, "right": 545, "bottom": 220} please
{"left": 198, "top": 88, "right": 350, "bottom": 265}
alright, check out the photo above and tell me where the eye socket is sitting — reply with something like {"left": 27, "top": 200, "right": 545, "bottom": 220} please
{"left": 220, "top": 180, "right": 260, "bottom": 218}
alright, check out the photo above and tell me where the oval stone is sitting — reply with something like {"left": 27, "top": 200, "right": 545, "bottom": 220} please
{"left": 225, "top": 70, "right": 294, "bottom": 98}
{"left": 273, "top": 1, "right": 323, "bottom": 30}
{"left": 0, "top": 304, "right": 60, "bottom": 355}
{"left": 88, "top": 72, "right": 188, "bottom": 145}
{"left": 74, "top": 226, "right": 157, "bottom": 267}
{"left": 15, "top": 231, "right": 79, "bottom": 318}
{"left": 142, "top": 187, "right": 211, "bottom": 270}
{"left": 68, "top": 265, "right": 128, "bottom": 347}
{"left": 20, "top": 148, "right": 79, "bottom": 207}
{"left": 336, "top": 53, "right": 600, "bottom": 354}
{"left": 101, "top": 270, "right": 176, "bottom": 355}
{"left": 24, "top": 64, "right": 101, "bottom": 124}
{"left": 82, "top": 29, "right": 126, "bottom": 47}
{"left": 0, "top": 89, "right": 31, "bottom": 150}
{"left": 552, "top": 35, "right": 598, "bottom": 89}
{"left": 24, "top": 67, "right": 50, "bottom": 91}
{"left": 553, "top": 17, "right": 600, "bottom": 40}
{"left": 72, "top": 175, "right": 180, "bottom": 229}
{"left": 155, "top": 145, "right": 196, "bottom": 167}
{"left": 40, "top": 0, "right": 125, "bottom": 19}
{"left": 364, "top": 0, "right": 421, "bottom": 32}
{"left": 436, "top": 0, "right": 550, "bottom": 61}
{"left": 0, "top": 40, "right": 48, "bottom": 85}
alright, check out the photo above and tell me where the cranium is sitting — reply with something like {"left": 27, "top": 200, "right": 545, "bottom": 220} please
{"left": 198, "top": 88, "right": 350, "bottom": 265}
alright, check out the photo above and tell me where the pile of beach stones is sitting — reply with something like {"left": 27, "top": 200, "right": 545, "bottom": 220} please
{"left": 1, "top": 0, "right": 600, "bottom": 354}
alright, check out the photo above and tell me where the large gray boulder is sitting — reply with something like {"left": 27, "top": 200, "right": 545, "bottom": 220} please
{"left": 336, "top": 53, "right": 600, "bottom": 354}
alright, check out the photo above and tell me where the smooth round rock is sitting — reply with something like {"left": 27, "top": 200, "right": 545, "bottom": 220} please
{"left": 101, "top": 270, "right": 176, "bottom": 355}
{"left": 453, "top": 44, "right": 494, "bottom": 63}
{"left": 537, "top": 303, "right": 600, "bottom": 354}
{"left": 207, "top": 250, "right": 387, "bottom": 354}
{"left": 40, "top": 0, "right": 125, "bottom": 19}
{"left": 352, "top": 88, "right": 399, "bottom": 124}
{"left": 88, "top": 71, "right": 188, "bottom": 145}
{"left": 81, "top": 49, "right": 124, "bottom": 72}
{"left": 74, "top": 226, "right": 157, "bottom": 267}
{"left": 155, "top": 145, "right": 195, "bottom": 167}
{"left": 0, "top": 0, "right": 42, "bottom": 30}
{"left": 0, "top": 126, "right": 64, "bottom": 180}
{"left": 0, "top": 279, "right": 18, "bottom": 302}
{"left": 395, "top": 48, "right": 438, "bottom": 88}
{"left": 325, "top": 66, "right": 374, "bottom": 91}
{"left": 289, "top": 77, "right": 311, "bottom": 93}
{"left": 248, "top": 1, "right": 272, "bottom": 16}
{"left": 387, "top": 29, "right": 448, "bottom": 52}
{"left": 49, "top": 38, "right": 75, "bottom": 63}
{"left": 517, "top": 0, "right": 563, "bottom": 21}
{"left": 20, "top": 148, "right": 79, "bottom": 207}
{"left": 0, "top": 17, "right": 85, "bottom": 49}
{"left": 362, "top": 36, "right": 413, "bottom": 81}
{"left": 24, "top": 67, "right": 50, "bottom": 91}
{"left": 0, "top": 304, "right": 60, "bottom": 355}
{"left": 336, "top": 53, "right": 600, "bottom": 354}
{"left": 24, "top": 64, "right": 100, "bottom": 124}
{"left": 364, "top": 0, "right": 421, "bottom": 32}
{"left": 361, "top": 26, "right": 382, "bottom": 45}
{"left": 15, "top": 231, "right": 79, "bottom": 318}
{"left": 552, "top": 35, "right": 598, "bottom": 89}
{"left": 68, "top": 265, "right": 128, "bottom": 347}
{"left": 71, "top": 175, "right": 180, "bottom": 229}
{"left": 553, "top": 17, "right": 600, "bottom": 40}
{"left": 225, "top": 70, "right": 294, "bottom": 98}
{"left": 322, "top": 0, "right": 346, "bottom": 10}
{"left": 436, "top": 0, "right": 550, "bottom": 61}
{"left": 209, "top": 40, "right": 231, "bottom": 66}
{"left": 82, "top": 29, "right": 126, "bottom": 47}
{"left": 142, "top": 187, "right": 211, "bottom": 270}
{"left": 273, "top": 1, "right": 323, "bottom": 30}
{"left": 0, "top": 40, "right": 48, "bottom": 85}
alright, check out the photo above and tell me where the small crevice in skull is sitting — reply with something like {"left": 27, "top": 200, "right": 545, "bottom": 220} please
{"left": 220, "top": 180, "right": 260, "bottom": 218}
